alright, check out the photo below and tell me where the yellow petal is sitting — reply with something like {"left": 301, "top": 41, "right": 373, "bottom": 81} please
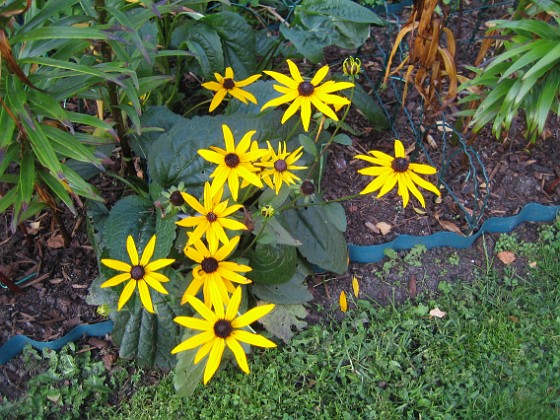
{"left": 394, "top": 140, "right": 405, "bottom": 158}
{"left": 126, "top": 235, "right": 139, "bottom": 266}
{"left": 203, "top": 338, "right": 226, "bottom": 384}
{"left": 117, "top": 279, "right": 137, "bottom": 311}
{"left": 140, "top": 235, "right": 157, "bottom": 266}
{"left": 144, "top": 274, "right": 169, "bottom": 295}
{"left": 186, "top": 294, "right": 218, "bottom": 322}
{"left": 226, "top": 336, "right": 249, "bottom": 374}
{"left": 171, "top": 330, "right": 215, "bottom": 354}
{"left": 352, "top": 277, "right": 360, "bottom": 298}
{"left": 230, "top": 330, "right": 276, "bottom": 348}
{"left": 225, "top": 286, "right": 243, "bottom": 320}
{"left": 138, "top": 280, "right": 154, "bottom": 313}
{"left": 232, "top": 303, "right": 275, "bottom": 328}
{"left": 100, "top": 272, "right": 131, "bottom": 288}
{"left": 145, "top": 258, "right": 175, "bottom": 272}
{"left": 101, "top": 258, "right": 131, "bottom": 272}
{"left": 310, "top": 64, "right": 329, "bottom": 86}
{"left": 339, "top": 290, "right": 348, "bottom": 313}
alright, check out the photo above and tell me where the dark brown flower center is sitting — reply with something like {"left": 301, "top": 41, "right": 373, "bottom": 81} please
{"left": 298, "top": 81, "right": 314, "bottom": 97}
{"left": 130, "top": 265, "right": 145, "bottom": 280}
{"left": 206, "top": 212, "right": 218, "bottom": 223}
{"left": 392, "top": 157, "right": 409, "bottom": 173}
{"left": 225, "top": 153, "right": 240, "bottom": 168}
{"left": 201, "top": 257, "right": 219, "bottom": 273}
{"left": 274, "top": 159, "right": 288, "bottom": 172}
{"left": 301, "top": 180, "right": 315, "bottom": 195}
{"left": 170, "top": 191, "right": 185, "bottom": 206}
{"left": 223, "top": 78, "right": 235, "bottom": 90}
{"left": 214, "top": 319, "right": 233, "bottom": 338}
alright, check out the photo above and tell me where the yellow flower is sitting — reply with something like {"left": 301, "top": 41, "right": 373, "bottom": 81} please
{"left": 202, "top": 67, "right": 261, "bottom": 112}
{"left": 261, "top": 59, "right": 354, "bottom": 131}
{"left": 171, "top": 286, "right": 276, "bottom": 385}
{"left": 101, "top": 235, "right": 175, "bottom": 314}
{"left": 183, "top": 236, "right": 252, "bottom": 308}
{"left": 352, "top": 276, "right": 360, "bottom": 298}
{"left": 355, "top": 139, "right": 441, "bottom": 208}
{"left": 257, "top": 141, "right": 307, "bottom": 194}
{"left": 176, "top": 182, "right": 247, "bottom": 251}
{"left": 339, "top": 290, "right": 348, "bottom": 313}
{"left": 198, "top": 124, "right": 267, "bottom": 202}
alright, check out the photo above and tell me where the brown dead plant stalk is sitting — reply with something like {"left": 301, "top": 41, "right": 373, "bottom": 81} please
{"left": 383, "top": 0, "right": 458, "bottom": 116}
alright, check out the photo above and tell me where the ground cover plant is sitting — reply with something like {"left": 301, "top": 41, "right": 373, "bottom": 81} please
{"left": 2, "top": 217, "right": 559, "bottom": 417}
{"left": 1, "top": 0, "right": 559, "bottom": 411}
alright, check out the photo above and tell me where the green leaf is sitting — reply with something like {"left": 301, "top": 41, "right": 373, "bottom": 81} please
{"left": 280, "top": 0, "right": 383, "bottom": 63}
{"left": 332, "top": 133, "right": 352, "bottom": 146}
{"left": 173, "top": 330, "right": 206, "bottom": 398}
{"left": 112, "top": 296, "right": 181, "bottom": 368}
{"left": 284, "top": 202, "right": 348, "bottom": 274}
{"left": 522, "top": 42, "right": 560, "bottom": 82}
{"left": 336, "top": 75, "right": 389, "bottom": 128}
{"left": 299, "top": 134, "right": 318, "bottom": 159}
{"left": 18, "top": 148, "right": 35, "bottom": 207}
{"left": 251, "top": 261, "right": 313, "bottom": 304}
{"left": 134, "top": 106, "right": 185, "bottom": 158}
{"left": 38, "top": 170, "right": 76, "bottom": 214}
{"left": 204, "top": 12, "right": 257, "bottom": 79}
{"left": 42, "top": 125, "right": 100, "bottom": 164}
{"left": 245, "top": 243, "right": 298, "bottom": 285}
{"left": 172, "top": 20, "right": 224, "bottom": 79}
{"left": 258, "top": 304, "right": 308, "bottom": 343}
{"left": 253, "top": 216, "right": 302, "bottom": 247}
{"left": 0, "top": 144, "right": 18, "bottom": 178}
{"left": 103, "top": 196, "right": 158, "bottom": 261}
{"left": 0, "top": 105, "right": 17, "bottom": 150}
{"left": 0, "top": 187, "right": 17, "bottom": 214}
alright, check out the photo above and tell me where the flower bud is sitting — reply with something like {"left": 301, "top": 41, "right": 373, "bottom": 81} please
{"left": 343, "top": 57, "right": 361, "bottom": 77}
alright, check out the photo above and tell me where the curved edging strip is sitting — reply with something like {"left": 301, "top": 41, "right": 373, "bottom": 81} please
{"left": 1, "top": 203, "right": 558, "bottom": 365}
{"left": 348, "top": 203, "right": 560, "bottom": 264}
{"left": 0, "top": 320, "right": 114, "bottom": 365}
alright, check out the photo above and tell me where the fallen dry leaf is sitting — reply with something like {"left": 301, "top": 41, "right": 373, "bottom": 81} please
{"left": 434, "top": 214, "right": 464, "bottom": 235}
{"left": 376, "top": 221, "right": 392, "bottom": 235}
{"left": 47, "top": 234, "right": 65, "bottom": 249}
{"left": 365, "top": 221, "right": 380, "bottom": 234}
{"left": 497, "top": 251, "right": 516, "bottom": 265}
{"left": 429, "top": 307, "right": 446, "bottom": 318}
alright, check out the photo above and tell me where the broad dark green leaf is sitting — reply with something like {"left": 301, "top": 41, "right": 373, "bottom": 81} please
{"left": 245, "top": 243, "right": 298, "bottom": 285}
{"left": 284, "top": 202, "right": 348, "bottom": 274}
{"left": 204, "top": 12, "right": 257, "bottom": 79}
{"left": 251, "top": 260, "right": 313, "bottom": 304}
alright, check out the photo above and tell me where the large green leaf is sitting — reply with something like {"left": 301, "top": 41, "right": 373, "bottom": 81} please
{"left": 173, "top": 329, "right": 206, "bottom": 398}
{"left": 284, "top": 202, "right": 348, "bottom": 274}
{"left": 245, "top": 243, "right": 298, "bottom": 285}
{"left": 103, "top": 195, "right": 175, "bottom": 261}
{"left": 251, "top": 260, "right": 313, "bottom": 304}
{"left": 280, "top": 0, "right": 383, "bottom": 63}
{"left": 111, "top": 294, "right": 182, "bottom": 368}
{"left": 172, "top": 20, "right": 224, "bottom": 79}
{"left": 203, "top": 12, "right": 256, "bottom": 79}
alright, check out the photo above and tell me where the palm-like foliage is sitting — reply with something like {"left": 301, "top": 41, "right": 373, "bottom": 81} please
{"left": 459, "top": 0, "right": 560, "bottom": 142}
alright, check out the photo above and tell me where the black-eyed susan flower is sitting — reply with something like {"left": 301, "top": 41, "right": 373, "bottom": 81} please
{"left": 198, "top": 124, "right": 267, "bottom": 201}
{"left": 202, "top": 67, "right": 261, "bottom": 112}
{"left": 355, "top": 139, "right": 441, "bottom": 208}
{"left": 261, "top": 59, "right": 354, "bottom": 131}
{"left": 171, "top": 286, "right": 276, "bottom": 385}
{"left": 182, "top": 235, "right": 252, "bottom": 308}
{"left": 258, "top": 141, "right": 307, "bottom": 194}
{"left": 101, "top": 235, "right": 175, "bottom": 314}
{"left": 176, "top": 182, "right": 247, "bottom": 250}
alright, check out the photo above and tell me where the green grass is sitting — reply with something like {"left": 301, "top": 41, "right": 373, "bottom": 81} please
{"left": 3, "top": 220, "right": 560, "bottom": 419}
